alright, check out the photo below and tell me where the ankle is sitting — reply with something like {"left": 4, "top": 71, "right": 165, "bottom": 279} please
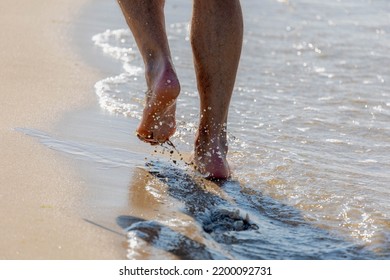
{"left": 145, "top": 58, "right": 179, "bottom": 88}
{"left": 196, "top": 123, "right": 228, "bottom": 146}
{"left": 195, "top": 130, "right": 228, "bottom": 158}
{"left": 193, "top": 136, "right": 230, "bottom": 179}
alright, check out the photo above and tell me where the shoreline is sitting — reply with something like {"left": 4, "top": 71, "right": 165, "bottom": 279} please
{"left": 0, "top": 0, "right": 125, "bottom": 259}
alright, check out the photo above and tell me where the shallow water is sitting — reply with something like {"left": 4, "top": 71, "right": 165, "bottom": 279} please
{"left": 20, "top": 0, "right": 390, "bottom": 259}
{"left": 88, "top": 0, "right": 390, "bottom": 258}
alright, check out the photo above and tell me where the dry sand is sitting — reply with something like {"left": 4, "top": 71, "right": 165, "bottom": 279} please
{"left": 0, "top": 0, "right": 124, "bottom": 259}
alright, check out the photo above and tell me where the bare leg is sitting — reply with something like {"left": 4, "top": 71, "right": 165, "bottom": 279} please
{"left": 117, "top": 0, "right": 180, "bottom": 144}
{"left": 191, "top": 0, "right": 243, "bottom": 179}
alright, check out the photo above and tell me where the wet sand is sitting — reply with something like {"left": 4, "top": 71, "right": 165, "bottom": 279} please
{"left": 0, "top": 0, "right": 124, "bottom": 259}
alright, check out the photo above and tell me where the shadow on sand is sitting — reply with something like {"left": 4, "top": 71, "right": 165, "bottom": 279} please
{"left": 118, "top": 160, "right": 375, "bottom": 260}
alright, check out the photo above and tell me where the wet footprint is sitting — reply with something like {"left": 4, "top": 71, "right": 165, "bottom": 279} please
{"left": 117, "top": 215, "right": 228, "bottom": 260}
{"left": 203, "top": 208, "right": 259, "bottom": 235}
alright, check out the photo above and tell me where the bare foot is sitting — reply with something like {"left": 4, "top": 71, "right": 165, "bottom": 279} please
{"left": 136, "top": 62, "right": 180, "bottom": 145}
{"left": 193, "top": 130, "right": 231, "bottom": 180}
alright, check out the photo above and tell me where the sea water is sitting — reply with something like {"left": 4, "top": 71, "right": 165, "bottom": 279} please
{"left": 89, "top": 0, "right": 390, "bottom": 259}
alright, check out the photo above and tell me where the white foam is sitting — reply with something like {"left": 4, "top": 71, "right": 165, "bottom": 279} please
{"left": 92, "top": 29, "right": 135, "bottom": 62}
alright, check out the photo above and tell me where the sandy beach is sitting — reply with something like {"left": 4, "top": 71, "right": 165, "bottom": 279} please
{"left": 0, "top": 0, "right": 124, "bottom": 259}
